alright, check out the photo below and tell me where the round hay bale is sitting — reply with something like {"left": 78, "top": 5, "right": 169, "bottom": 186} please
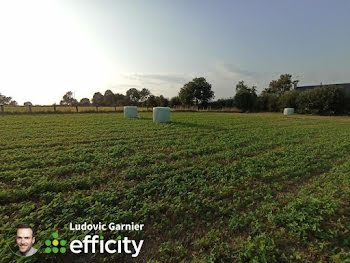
{"left": 283, "top": 108, "right": 295, "bottom": 115}
{"left": 153, "top": 107, "right": 170, "bottom": 123}
{"left": 124, "top": 106, "right": 138, "bottom": 118}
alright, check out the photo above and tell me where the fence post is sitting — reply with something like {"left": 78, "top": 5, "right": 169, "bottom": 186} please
{"left": 76, "top": 105, "right": 79, "bottom": 113}
{"left": 53, "top": 104, "right": 57, "bottom": 112}
{"left": 0, "top": 105, "right": 4, "bottom": 113}
{"left": 28, "top": 105, "right": 32, "bottom": 113}
{"left": 96, "top": 106, "right": 98, "bottom": 112}
{"left": 114, "top": 106, "right": 117, "bottom": 112}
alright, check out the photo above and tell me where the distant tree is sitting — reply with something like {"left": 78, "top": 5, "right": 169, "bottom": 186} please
{"left": 0, "top": 93, "right": 14, "bottom": 105}
{"left": 9, "top": 100, "right": 18, "bottom": 106}
{"left": 179, "top": 83, "right": 195, "bottom": 105}
{"left": 126, "top": 88, "right": 141, "bottom": 105}
{"left": 233, "top": 81, "right": 257, "bottom": 112}
{"left": 92, "top": 92, "right": 104, "bottom": 106}
{"left": 79, "top": 98, "right": 91, "bottom": 106}
{"left": 60, "top": 91, "right": 78, "bottom": 106}
{"left": 279, "top": 90, "right": 299, "bottom": 109}
{"left": 145, "top": 95, "right": 157, "bottom": 107}
{"left": 169, "top": 96, "right": 181, "bottom": 107}
{"left": 210, "top": 98, "right": 234, "bottom": 108}
{"left": 139, "top": 88, "right": 151, "bottom": 106}
{"left": 292, "top": 80, "right": 299, "bottom": 89}
{"left": 179, "top": 77, "right": 214, "bottom": 106}
{"left": 257, "top": 93, "right": 280, "bottom": 112}
{"left": 115, "top": 93, "right": 126, "bottom": 106}
{"left": 103, "top": 90, "right": 116, "bottom": 106}
{"left": 264, "top": 74, "right": 295, "bottom": 94}
{"left": 296, "top": 85, "right": 345, "bottom": 115}
{"left": 23, "top": 101, "right": 33, "bottom": 106}
{"left": 155, "top": 95, "right": 169, "bottom": 107}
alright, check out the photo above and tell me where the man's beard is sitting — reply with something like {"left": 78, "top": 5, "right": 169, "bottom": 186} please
{"left": 19, "top": 244, "right": 31, "bottom": 253}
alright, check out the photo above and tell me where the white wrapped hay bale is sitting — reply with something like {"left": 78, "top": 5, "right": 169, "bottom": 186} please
{"left": 153, "top": 107, "right": 170, "bottom": 123}
{"left": 283, "top": 108, "right": 295, "bottom": 115}
{"left": 124, "top": 106, "right": 138, "bottom": 118}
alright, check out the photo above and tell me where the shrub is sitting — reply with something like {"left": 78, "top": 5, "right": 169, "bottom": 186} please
{"left": 278, "top": 90, "right": 299, "bottom": 110}
{"left": 296, "top": 85, "right": 345, "bottom": 115}
{"left": 257, "top": 93, "right": 280, "bottom": 112}
{"left": 233, "top": 81, "right": 258, "bottom": 112}
{"left": 344, "top": 94, "right": 350, "bottom": 113}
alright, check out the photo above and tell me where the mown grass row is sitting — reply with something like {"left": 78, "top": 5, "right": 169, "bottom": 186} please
{"left": 0, "top": 112, "right": 349, "bottom": 262}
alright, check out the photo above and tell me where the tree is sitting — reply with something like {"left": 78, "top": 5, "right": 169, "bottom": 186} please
{"left": 264, "top": 74, "right": 295, "bottom": 94}
{"left": 179, "top": 83, "right": 195, "bottom": 105}
{"left": 257, "top": 93, "right": 280, "bottom": 112}
{"left": 279, "top": 90, "right": 299, "bottom": 109}
{"left": 103, "top": 90, "right": 116, "bottom": 106}
{"left": 23, "top": 101, "right": 33, "bottom": 106}
{"left": 296, "top": 85, "right": 345, "bottom": 115}
{"left": 126, "top": 88, "right": 141, "bottom": 105}
{"left": 145, "top": 95, "right": 157, "bottom": 107}
{"left": 233, "top": 81, "right": 257, "bottom": 112}
{"left": 155, "top": 95, "right": 169, "bottom": 107}
{"left": 0, "top": 93, "right": 14, "bottom": 105}
{"left": 169, "top": 96, "right": 181, "bottom": 107}
{"left": 210, "top": 98, "right": 234, "bottom": 108}
{"left": 139, "top": 88, "right": 151, "bottom": 106}
{"left": 179, "top": 77, "right": 214, "bottom": 106}
{"left": 115, "top": 93, "right": 126, "bottom": 106}
{"left": 79, "top": 98, "right": 91, "bottom": 106}
{"left": 60, "top": 91, "right": 78, "bottom": 106}
{"left": 92, "top": 92, "right": 104, "bottom": 106}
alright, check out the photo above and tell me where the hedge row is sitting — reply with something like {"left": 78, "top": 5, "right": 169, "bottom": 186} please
{"left": 258, "top": 85, "right": 349, "bottom": 115}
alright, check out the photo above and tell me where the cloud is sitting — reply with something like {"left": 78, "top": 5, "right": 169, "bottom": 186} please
{"left": 121, "top": 73, "right": 189, "bottom": 84}
{"left": 210, "top": 62, "right": 261, "bottom": 81}
{"left": 219, "top": 63, "right": 261, "bottom": 78}
{"left": 112, "top": 83, "right": 142, "bottom": 89}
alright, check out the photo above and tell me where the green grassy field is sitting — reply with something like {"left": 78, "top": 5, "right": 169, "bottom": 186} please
{"left": 0, "top": 112, "right": 349, "bottom": 262}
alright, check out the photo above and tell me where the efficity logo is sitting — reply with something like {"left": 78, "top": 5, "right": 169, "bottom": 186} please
{"left": 44, "top": 232, "right": 67, "bottom": 254}
{"left": 44, "top": 232, "right": 143, "bottom": 257}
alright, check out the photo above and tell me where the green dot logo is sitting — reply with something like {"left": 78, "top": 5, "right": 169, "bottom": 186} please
{"left": 44, "top": 232, "right": 67, "bottom": 254}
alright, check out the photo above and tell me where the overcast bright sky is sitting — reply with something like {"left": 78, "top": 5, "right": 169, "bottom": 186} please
{"left": 1, "top": 0, "right": 350, "bottom": 105}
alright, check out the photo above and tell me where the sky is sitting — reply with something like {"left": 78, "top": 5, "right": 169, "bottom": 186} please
{"left": 0, "top": 0, "right": 350, "bottom": 105}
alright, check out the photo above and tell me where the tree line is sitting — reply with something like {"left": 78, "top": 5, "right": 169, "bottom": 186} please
{"left": 1, "top": 74, "right": 349, "bottom": 115}
{"left": 59, "top": 88, "right": 172, "bottom": 108}
{"left": 57, "top": 77, "right": 214, "bottom": 108}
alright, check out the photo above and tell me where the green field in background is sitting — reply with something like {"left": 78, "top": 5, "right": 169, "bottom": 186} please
{"left": 0, "top": 112, "right": 349, "bottom": 262}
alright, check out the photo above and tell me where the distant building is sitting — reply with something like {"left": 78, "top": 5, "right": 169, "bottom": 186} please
{"left": 296, "top": 83, "right": 350, "bottom": 96}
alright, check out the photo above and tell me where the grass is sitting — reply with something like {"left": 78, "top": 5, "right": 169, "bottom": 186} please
{"left": 0, "top": 112, "right": 349, "bottom": 262}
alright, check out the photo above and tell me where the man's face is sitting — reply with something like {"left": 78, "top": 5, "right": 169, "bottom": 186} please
{"left": 16, "top": 228, "right": 35, "bottom": 254}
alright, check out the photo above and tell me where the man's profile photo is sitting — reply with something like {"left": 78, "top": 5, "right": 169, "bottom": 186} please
{"left": 16, "top": 224, "right": 38, "bottom": 257}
